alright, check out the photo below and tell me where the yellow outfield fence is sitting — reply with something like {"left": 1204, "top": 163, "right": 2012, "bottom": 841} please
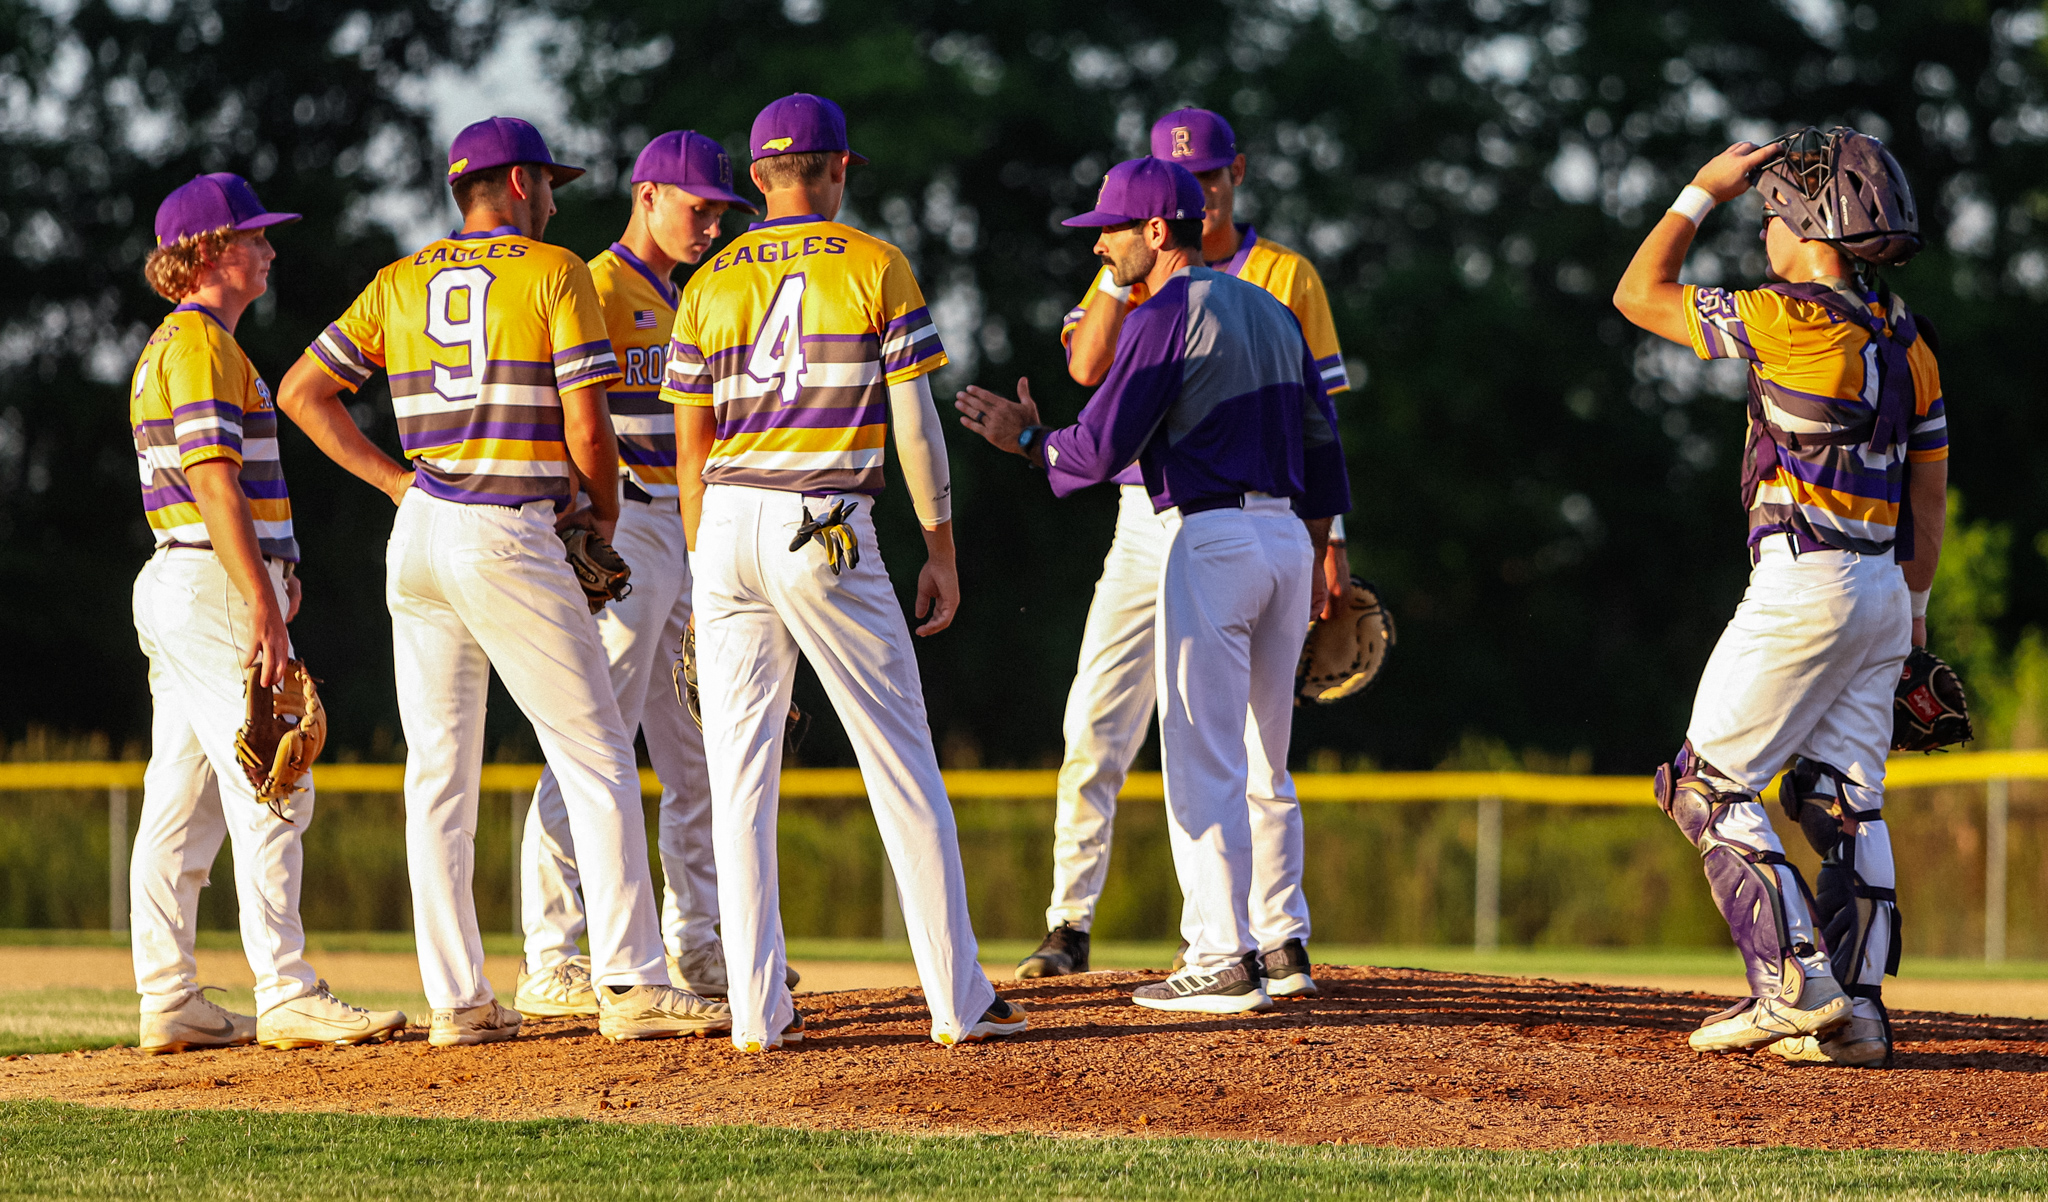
{"left": 3, "top": 750, "right": 2047, "bottom": 802}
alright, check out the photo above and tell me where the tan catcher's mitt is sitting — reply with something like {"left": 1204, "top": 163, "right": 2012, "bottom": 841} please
{"left": 1295, "top": 576, "right": 1396, "bottom": 705}
{"left": 562, "top": 526, "right": 633, "bottom": 614}
{"left": 234, "top": 659, "right": 326, "bottom": 822}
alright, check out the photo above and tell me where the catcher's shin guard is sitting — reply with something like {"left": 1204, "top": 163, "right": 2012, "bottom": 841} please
{"left": 1656, "top": 743, "right": 1830, "bottom": 1001}
{"left": 1783, "top": 757, "right": 1900, "bottom": 1046}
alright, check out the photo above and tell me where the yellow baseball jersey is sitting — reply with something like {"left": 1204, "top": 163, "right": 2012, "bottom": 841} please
{"left": 1061, "top": 224, "right": 1350, "bottom": 394}
{"left": 589, "top": 243, "right": 679, "bottom": 499}
{"left": 130, "top": 303, "right": 297, "bottom": 560}
{"left": 308, "top": 226, "right": 620, "bottom": 507}
{"left": 1685, "top": 282, "right": 1946, "bottom": 555}
{"left": 661, "top": 214, "right": 945, "bottom": 495}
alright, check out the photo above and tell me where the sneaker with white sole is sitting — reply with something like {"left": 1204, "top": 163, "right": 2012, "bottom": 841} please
{"left": 1688, "top": 972, "right": 1850, "bottom": 1053}
{"left": 937, "top": 998, "right": 1028, "bottom": 1045}
{"left": 667, "top": 943, "right": 800, "bottom": 997}
{"left": 1259, "top": 938, "right": 1318, "bottom": 998}
{"left": 738, "top": 1010, "right": 806, "bottom": 1053}
{"left": 1133, "top": 956, "right": 1274, "bottom": 1014}
{"left": 258, "top": 982, "right": 406, "bottom": 1050}
{"left": 1768, "top": 1008, "right": 1891, "bottom": 1067}
{"left": 514, "top": 955, "right": 598, "bottom": 1018}
{"left": 139, "top": 988, "right": 256, "bottom": 1055}
{"left": 429, "top": 1000, "right": 522, "bottom": 1047}
{"left": 597, "top": 983, "right": 732, "bottom": 1042}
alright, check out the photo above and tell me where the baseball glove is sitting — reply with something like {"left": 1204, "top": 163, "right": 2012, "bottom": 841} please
{"left": 789, "top": 499, "right": 860, "bottom": 575}
{"left": 1894, "top": 646, "right": 1972, "bottom": 752}
{"left": 233, "top": 659, "right": 326, "bottom": 823}
{"left": 673, "top": 620, "right": 813, "bottom": 754}
{"left": 562, "top": 526, "right": 633, "bottom": 614}
{"left": 1295, "top": 576, "right": 1395, "bottom": 705}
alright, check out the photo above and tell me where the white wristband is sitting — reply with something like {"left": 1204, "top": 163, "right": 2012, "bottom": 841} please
{"left": 1096, "top": 267, "right": 1132, "bottom": 304}
{"left": 1668, "top": 185, "right": 1717, "bottom": 226}
{"left": 1910, "top": 589, "right": 1930, "bottom": 620}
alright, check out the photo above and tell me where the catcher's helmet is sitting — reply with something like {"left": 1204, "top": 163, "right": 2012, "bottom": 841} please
{"left": 1748, "top": 126, "right": 1921, "bottom": 266}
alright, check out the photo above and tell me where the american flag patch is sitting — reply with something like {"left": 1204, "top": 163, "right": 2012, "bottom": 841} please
{"left": 633, "top": 310, "right": 658, "bottom": 329}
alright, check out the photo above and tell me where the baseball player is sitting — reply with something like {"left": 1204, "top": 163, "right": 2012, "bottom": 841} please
{"left": 128, "top": 173, "right": 404, "bottom": 1053}
{"left": 662, "top": 92, "right": 1025, "bottom": 1050}
{"left": 275, "top": 117, "right": 728, "bottom": 1046}
{"left": 1018, "top": 108, "right": 1352, "bottom": 995}
{"left": 1615, "top": 127, "right": 1945, "bottom": 1065}
{"left": 512, "top": 130, "right": 793, "bottom": 1017}
{"left": 956, "top": 156, "right": 1350, "bottom": 1013}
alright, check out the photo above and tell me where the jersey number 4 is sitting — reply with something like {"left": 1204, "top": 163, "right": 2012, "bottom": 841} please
{"left": 426, "top": 267, "right": 496, "bottom": 402}
{"left": 746, "top": 273, "right": 807, "bottom": 404}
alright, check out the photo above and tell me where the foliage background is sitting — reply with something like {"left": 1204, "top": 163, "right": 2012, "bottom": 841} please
{"left": 4, "top": 0, "right": 2048, "bottom": 778}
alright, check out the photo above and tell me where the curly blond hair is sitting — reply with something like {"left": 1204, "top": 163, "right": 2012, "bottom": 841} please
{"left": 143, "top": 227, "right": 240, "bottom": 301}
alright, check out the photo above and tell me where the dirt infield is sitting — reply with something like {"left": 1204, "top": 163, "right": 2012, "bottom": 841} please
{"left": 8, "top": 964, "right": 2048, "bottom": 1149}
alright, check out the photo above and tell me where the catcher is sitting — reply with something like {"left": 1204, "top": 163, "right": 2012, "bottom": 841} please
{"left": 1617, "top": 126, "right": 1949, "bottom": 1068}
{"left": 127, "top": 173, "right": 404, "bottom": 1055}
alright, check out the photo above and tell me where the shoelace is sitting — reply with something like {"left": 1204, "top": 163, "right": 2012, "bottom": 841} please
{"left": 195, "top": 985, "right": 240, "bottom": 1019}
{"left": 310, "top": 979, "right": 371, "bottom": 1015}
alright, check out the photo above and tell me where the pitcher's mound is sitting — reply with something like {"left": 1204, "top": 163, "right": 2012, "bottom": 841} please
{"left": 8, "top": 965, "right": 2046, "bottom": 1148}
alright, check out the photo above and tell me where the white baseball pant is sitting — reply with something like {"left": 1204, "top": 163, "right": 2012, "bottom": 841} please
{"left": 386, "top": 489, "right": 666, "bottom": 1010}
{"left": 694, "top": 483, "right": 995, "bottom": 1048}
{"left": 1686, "top": 534, "right": 1906, "bottom": 1004}
{"left": 130, "top": 549, "right": 320, "bottom": 1015}
{"left": 1046, "top": 485, "right": 1312, "bottom": 950}
{"left": 1156, "top": 496, "right": 1315, "bottom": 970}
{"left": 520, "top": 494, "right": 717, "bottom": 971}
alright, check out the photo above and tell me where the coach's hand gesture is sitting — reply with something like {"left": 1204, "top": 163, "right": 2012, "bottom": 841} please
{"left": 955, "top": 378, "right": 1042, "bottom": 454}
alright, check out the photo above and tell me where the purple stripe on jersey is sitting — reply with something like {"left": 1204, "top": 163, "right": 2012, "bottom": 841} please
{"left": 609, "top": 242, "right": 679, "bottom": 308}
{"left": 396, "top": 419, "right": 564, "bottom": 451}
{"left": 241, "top": 477, "right": 292, "bottom": 501}
{"left": 669, "top": 341, "right": 707, "bottom": 365}
{"left": 557, "top": 364, "right": 621, "bottom": 391}
{"left": 177, "top": 431, "right": 241, "bottom": 454}
{"left": 618, "top": 443, "right": 678, "bottom": 467}
{"left": 411, "top": 466, "right": 572, "bottom": 509}
{"left": 141, "top": 482, "right": 197, "bottom": 508}
{"left": 1314, "top": 353, "right": 1344, "bottom": 371}
{"left": 716, "top": 403, "right": 886, "bottom": 439}
{"left": 1766, "top": 449, "right": 1905, "bottom": 501}
{"left": 310, "top": 338, "right": 372, "bottom": 386}
{"left": 552, "top": 339, "right": 615, "bottom": 365}
{"left": 880, "top": 306, "right": 934, "bottom": 341}
{"left": 319, "top": 324, "right": 371, "bottom": 368}
{"left": 172, "top": 398, "right": 243, "bottom": 424}
{"left": 1215, "top": 225, "right": 1257, "bottom": 277}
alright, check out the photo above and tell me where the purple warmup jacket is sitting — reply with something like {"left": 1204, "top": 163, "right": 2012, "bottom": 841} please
{"left": 1044, "top": 266, "right": 1350, "bottom": 519}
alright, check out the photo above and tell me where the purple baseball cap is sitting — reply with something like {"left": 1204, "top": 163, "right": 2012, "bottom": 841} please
{"left": 446, "top": 116, "right": 585, "bottom": 187}
{"left": 1061, "top": 158, "right": 1206, "bottom": 227}
{"left": 749, "top": 93, "right": 868, "bottom": 165}
{"left": 1152, "top": 108, "right": 1238, "bottom": 174}
{"left": 632, "top": 130, "right": 758, "bottom": 215}
{"left": 154, "top": 174, "right": 300, "bottom": 247}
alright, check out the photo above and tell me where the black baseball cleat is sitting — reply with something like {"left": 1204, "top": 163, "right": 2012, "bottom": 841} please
{"left": 1016, "top": 923, "right": 1090, "bottom": 978}
{"left": 1260, "top": 938, "right": 1319, "bottom": 997}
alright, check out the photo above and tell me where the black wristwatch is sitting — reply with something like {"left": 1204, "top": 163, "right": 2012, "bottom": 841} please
{"left": 1016, "top": 424, "right": 1050, "bottom": 465}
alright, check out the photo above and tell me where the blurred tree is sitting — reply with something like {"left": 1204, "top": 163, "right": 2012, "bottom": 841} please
{"left": 8, "top": 0, "right": 2048, "bottom": 775}
{"left": 0, "top": 0, "right": 497, "bottom": 750}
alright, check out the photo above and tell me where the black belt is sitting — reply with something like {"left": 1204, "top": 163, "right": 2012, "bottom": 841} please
{"left": 1178, "top": 493, "right": 1246, "bottom": 515}
{"left": 623, "top": 479, "right": 656, "bottom": 504}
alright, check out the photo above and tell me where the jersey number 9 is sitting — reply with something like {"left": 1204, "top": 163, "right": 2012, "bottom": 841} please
{"left": 427, "top": 267, "right": 496, "bottom": 403}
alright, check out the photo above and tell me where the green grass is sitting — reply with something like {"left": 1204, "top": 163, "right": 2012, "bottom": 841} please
{"left": 0, "top": 987, "right": 426, "bottom": 1057}
{"left": 0, "top": 1101, "right": 2044, "bottom": 1200}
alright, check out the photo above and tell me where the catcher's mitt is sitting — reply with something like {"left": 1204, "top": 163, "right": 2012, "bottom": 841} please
{"left": 1295, "top": 576, "right": 1395, "bottom": 706}
{"left": 234, "top": 659, "right": 326, "bottom": 823}
{"left": 789, "top": 499, "right": 860, "bottom": 575}
{"left": 1894, "top": 646, "right": 1972, "bottom": 752}
{"left": 562, "top": 526, "right": 633, "bottom": 614}
{"left": 673, "top": 620, "right": 812, "bottom": 753}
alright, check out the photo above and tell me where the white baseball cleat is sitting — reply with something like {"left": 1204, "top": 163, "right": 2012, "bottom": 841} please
{"left": 428, "top": 1000, "right": 522, "bottom": 1048}
{"left": 514, "top": 955, "right": 598, "bottom": 1018}
{"left": 597, "top": 983, "right": 732, "bottom": 1042}
{"left": 1688, "top": 974, "right": 1849, "bottom": 1053}
{"left": 139, "top": 988, "right": 256, "bottom": 1055}
{"left": 1768, "top": 1010, "right": 1891, "bottom": 1067}
{"left": 667, "top": 943, "right": 801, "bottom": 997}
{"left": 258, "top": 982, "right": 406, "bottom": 1050}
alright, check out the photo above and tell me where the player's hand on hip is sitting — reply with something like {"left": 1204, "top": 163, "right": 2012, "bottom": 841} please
{"left": 284, "top": 574, "right": 302, "bottom": 624}
{"left": 914, "top": 555, "right": 959, "bottom": 636}
{"left": 382, "top": 468, "right": 416, "bottom": 507}
{"left": 954, "top": 377, "right": 1042, "bottom": 453}
{"left": 1692, "top": 140, "right": 1780, "bottom": 203}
